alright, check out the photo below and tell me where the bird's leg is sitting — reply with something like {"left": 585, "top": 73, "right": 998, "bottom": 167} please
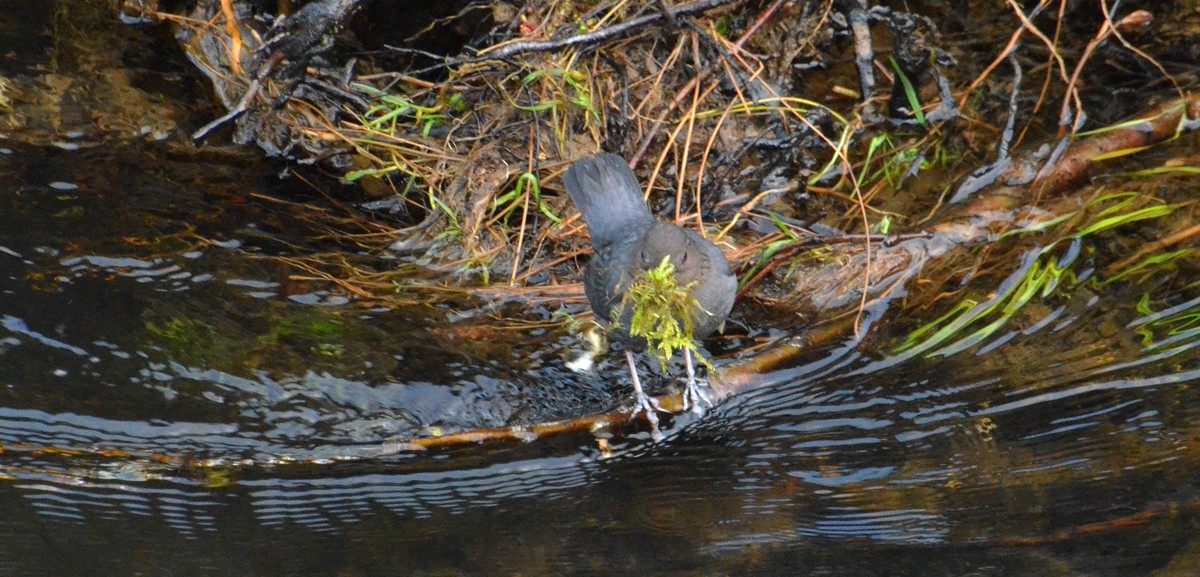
{"left": 683, "top": 347, "right": 713, "bottom": 414}
{"left": 625, "top": 349, "right": 662, "bottom": 436}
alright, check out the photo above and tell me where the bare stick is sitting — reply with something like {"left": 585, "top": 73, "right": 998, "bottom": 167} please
{"left": 477, "top": 0, "right": 742, "bottom": 61}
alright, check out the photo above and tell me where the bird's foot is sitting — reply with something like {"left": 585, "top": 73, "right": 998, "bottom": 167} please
{"left": 682, "top": 348, "right": 713, "bottom": 415}
{"left": 626, "top": 349, "right": 663, "bottom": 441}
{"left": 634, "top": 391, "right": 664, "bottom": 441}
{"left": 683, "top": 376, "right": 714, "bottom": 415}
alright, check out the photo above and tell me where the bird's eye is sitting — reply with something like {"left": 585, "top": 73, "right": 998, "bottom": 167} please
{"left": 640, "top": 250, "right": 649, "bottom": 264}
{"left": 680, "top": 251, "right": 689, "bottom": 265}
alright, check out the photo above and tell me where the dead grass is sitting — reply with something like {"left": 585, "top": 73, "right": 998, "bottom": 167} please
{"left": 141, "top": 0, "right": 1196, "bottom": 325}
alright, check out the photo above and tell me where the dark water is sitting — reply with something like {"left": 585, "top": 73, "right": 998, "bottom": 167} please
{"left": 3, "top": 138, "right": 1200, "bottom": 577}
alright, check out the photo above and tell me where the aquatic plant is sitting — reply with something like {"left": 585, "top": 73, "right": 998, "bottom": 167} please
{"left": 895, "top": 192, "right": 1177, "bottom": 358}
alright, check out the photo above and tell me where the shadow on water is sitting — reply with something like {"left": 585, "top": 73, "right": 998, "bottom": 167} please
{"left": 3, "top": 142, "right": 1200, "bottom": 576}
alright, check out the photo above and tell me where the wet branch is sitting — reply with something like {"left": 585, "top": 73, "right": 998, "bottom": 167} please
{"left": 475, "top": 0, "right": 743, "bottom": 61}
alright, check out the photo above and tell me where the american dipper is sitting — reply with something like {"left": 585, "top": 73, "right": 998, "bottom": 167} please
{"left": 563, "top": 153, "right": 736, "bottom": 426}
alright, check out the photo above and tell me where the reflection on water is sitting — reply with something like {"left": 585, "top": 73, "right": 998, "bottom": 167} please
{"left": 3, "top": 143, "right": 1200, "bottom": 576}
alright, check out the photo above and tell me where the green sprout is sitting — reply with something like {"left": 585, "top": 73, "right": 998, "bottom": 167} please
{"left": 490, "top": 172, "right": 563, "bottom": 224}
{"left": 889, "top": 56, "right": 927, "bottom": 128}
{"left": 621, "top": 256, "right": 712, "bottom": 370}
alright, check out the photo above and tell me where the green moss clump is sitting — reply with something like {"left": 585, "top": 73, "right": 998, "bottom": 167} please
{"left": 623, "top": 256, "right": 712, "bottom": 370}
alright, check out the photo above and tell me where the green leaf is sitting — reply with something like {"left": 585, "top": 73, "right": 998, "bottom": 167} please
{"left": 889, "top": 57, "right": 926, "bottom": 127}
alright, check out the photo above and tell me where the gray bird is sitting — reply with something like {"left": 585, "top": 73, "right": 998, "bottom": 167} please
{"left": 563, "top": 153, "right": 736, "bottom": 428}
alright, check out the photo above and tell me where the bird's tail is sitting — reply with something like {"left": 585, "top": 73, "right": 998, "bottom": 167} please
{"left": 563, "top": 153, "right": 654, "bottom": 247}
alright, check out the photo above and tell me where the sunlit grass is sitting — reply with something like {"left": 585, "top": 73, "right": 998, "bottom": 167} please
{"left": 894, "top": 192, "right": 1177, "bottom": 358}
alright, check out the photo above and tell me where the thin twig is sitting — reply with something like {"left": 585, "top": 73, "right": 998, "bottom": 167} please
{"left": 630, "top": 0, "right": 786, "bottom": 167}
